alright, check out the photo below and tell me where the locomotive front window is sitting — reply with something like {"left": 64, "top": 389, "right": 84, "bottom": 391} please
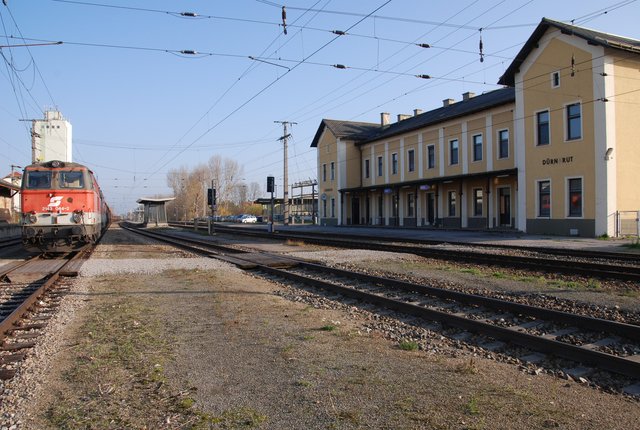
{"left": 25, "top": 171, "right": 52, "bottom": 189}
{"left": 59, "top": 171, "right": 85, "bottom": 189}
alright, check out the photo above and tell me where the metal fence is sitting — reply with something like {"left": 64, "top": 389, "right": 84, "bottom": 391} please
{"left": 615, "top": 210, "right": 640, "bottom": 237}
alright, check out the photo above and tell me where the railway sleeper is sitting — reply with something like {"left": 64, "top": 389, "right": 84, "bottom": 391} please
{"left": 1, "top": 341, "right": 36, "bottom": 351}
{"left": 0, "top": 353, "right": 26, "bottom": 365}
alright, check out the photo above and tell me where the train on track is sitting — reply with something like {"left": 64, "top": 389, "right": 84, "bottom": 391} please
{"left": 20, "top": 160, "right": 110, "bottom": 252}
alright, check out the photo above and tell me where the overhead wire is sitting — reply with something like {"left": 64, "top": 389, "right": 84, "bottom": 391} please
{"left": 143, "top": 0, "right": 394, "bottom": 183}
{"left": 146, "top": 0, "right": 331, "bottom": 173}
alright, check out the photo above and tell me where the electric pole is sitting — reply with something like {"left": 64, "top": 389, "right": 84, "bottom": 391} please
{"left": 274, "top": 120, "right": 296, "bottom": 225}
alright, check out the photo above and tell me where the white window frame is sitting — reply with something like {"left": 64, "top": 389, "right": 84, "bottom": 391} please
{"left": 391, "top": 152, "right": 398, "bottom": 175}
{"left": 473, "top": 188, "right": 483, "bottom": 217}
{"left": 535, "top": 108, "right": 551, "bottom": 147}
{"left": 472, "top": 134, "right": 483, "bottom": 162}
{"left": 449, "top": 139, "right": 459, "bottom": 165}
{"left": 497, "top": 129, "right": 509, "bottom": 159}
{"left": 551, "top": 71, "right": 560, "bottom": 88}
{"left": 564, "top": 101, "right": 583, "bottom": 142}
{"left": 427, "top": 144, "right": 436, "bottom": 169}
{"left": 448, "top": 190, "right": 457, "bottom": 217}
{"left": 407, "top": 149, "right": 415, "bottom": 172}
{"left": 536, "top": 179, "right": 552, "bottom": 219}
{"left": 566, "top": 176, "right": 584, "bottom": 218}
{"left": 407, "top": 192, "right": 415, "bottom": 217}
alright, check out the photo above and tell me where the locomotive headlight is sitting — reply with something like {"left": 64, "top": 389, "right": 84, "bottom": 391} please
{"left": 72, "top": 211, "right": 83, "bottom": 223}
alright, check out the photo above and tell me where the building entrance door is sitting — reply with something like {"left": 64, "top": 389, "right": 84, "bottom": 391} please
{"left": 365, "top": 197, "right": 370, "bottom": 225}
{"left": 498, "top": 188, "right": 511, "bottom": 227}
{"left": 426, "top": 193, "right": 435, "bottom": 225}
{"left": 351, "top": 197, "right": 360, "bottom": 225}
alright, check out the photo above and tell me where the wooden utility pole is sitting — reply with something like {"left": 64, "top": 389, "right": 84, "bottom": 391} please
{"left": 274, "top": 120, "right": 296, "bottom": 225}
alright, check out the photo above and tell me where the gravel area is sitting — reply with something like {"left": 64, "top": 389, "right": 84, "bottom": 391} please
{"left": 1, "top": 227, "right": 639, "bottom": 429}
{"left": 286, "top": 249, "right": 640, "bottom": 314}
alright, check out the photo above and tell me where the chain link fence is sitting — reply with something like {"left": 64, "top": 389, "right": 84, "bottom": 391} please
{"left": 615, "top": 210, "right": 640, "bottom": 238}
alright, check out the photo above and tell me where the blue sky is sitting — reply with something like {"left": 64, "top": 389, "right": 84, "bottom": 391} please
{"left": 1, "top": 0, "right": 638, "bottom": 214}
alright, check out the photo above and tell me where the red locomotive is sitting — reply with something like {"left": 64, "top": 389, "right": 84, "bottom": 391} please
{"left": 20, "top": 160, "right": 110, "bottom": 252}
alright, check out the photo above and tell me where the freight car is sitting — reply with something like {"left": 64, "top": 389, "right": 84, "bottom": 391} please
{"left": 20, "top": 160, "right": 110, "bottom": 252}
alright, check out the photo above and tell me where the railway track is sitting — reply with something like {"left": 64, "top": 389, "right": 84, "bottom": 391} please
{"left": 123, "top": 224, "right": 640, "bottom": 393}
{"left": 170, "top": 222, "right": 640, "bottom": 282}
{"left": 0, "top": 246, "right": 92, "bottom": 380}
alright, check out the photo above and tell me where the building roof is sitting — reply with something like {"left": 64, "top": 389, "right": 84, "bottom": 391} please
{"left": 137, "top": 197, "right": 175, "bottom": 204}
{"left": 0, "top": 178, "right": 20, "bottom": 192}
{"left": 310, "top": 88, "right": 514, "bottom": 148}
{"left": 499, "top": 17, "right": 640, "bottom": 86}
{"left": 310, "top": 119, "right": 379, "bottom": 148}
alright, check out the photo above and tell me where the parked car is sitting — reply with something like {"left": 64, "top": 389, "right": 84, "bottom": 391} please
{"left": 240, "top": 214, "right": 257, "bottom": 223}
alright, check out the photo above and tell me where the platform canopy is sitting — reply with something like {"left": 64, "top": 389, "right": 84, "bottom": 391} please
{"left": 136, "top": 197, "right": 175, "bottom": 227}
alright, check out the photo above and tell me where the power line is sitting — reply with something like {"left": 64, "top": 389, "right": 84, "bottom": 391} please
{"left": 143, "top": 0, "right": 393, "bottom": 183}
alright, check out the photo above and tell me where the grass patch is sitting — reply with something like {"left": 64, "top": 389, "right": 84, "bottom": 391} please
{"left": 296, "top": 379, "right": 313, "bottom": 387}
{"left": 492, "top": 271, "right": 508, "bottom": 279}
{"left": 43, "top": 273, "right": 269, "bottom": 429}
{"left": 466, "top": 396, "right": 481, "bottom": 415}
{"left": 460, "top": 268, "right": 481, "bottom": 275}
{"left": 285, "top": 239, "right": 306, "bottom": 247}
{"left": 399, "top": 340, "right": 419, "bottom": 351}
{"left": 321, "top": 324, "right": 337, "bottom": 331}
{"left": 548, "top": 279, "right": 601, "bottom": 291}
{"left": 620, "top": 289, "right": 640, "bottom": 298}
{"left": 623, "top": 238, "right": 640, "bottom": 249}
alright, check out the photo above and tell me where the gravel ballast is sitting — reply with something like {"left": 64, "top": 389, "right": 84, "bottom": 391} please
{"left": 1, "top": 227, "right": 639, "bottom": 429}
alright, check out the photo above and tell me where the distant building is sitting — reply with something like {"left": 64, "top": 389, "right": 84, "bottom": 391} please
{"left": 0, "top": 172, "right": 21, "bottom": 223}
{"left": 311, "top": 18, "right": 640, "bottom": 237}
{"left": 32, "top": 110, "right": 73, "bottom": 163}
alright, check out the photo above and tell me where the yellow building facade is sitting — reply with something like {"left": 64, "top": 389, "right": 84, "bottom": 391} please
{"left": 311, "top": 18, "right": 640, "bottom": 237}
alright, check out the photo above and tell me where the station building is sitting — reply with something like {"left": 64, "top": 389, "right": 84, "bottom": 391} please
{"left": 311, "top": 18, "right": 640, "bottom": 237}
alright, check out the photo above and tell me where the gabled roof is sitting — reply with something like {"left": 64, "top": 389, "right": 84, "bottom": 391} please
{"left": 499, "top": 17, "right": 640, "bottom": 86}
{"left": 310, "top": 88, "right": 514, "bottom": 148}
{"left": 310, "top": 119, "right": 379, "bottom": 148}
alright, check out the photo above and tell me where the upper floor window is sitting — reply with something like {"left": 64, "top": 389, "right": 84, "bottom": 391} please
{"left": 566, "top": 103, "right": 582, "bottom": 141}
{"left": 538, "top": 180, "right": 551, "bottom": 217}
{"left": 551, "top": 71, "right": 560, "bottom": 88}
{"left": 472, "top": 134, "right": 483, "bottom": 162}
{"left": 498, "top": 129, "right": 509, "bottom": 159}
{"left": 449, "top": 139, "right": 459, "bottom": 165}
{"left": 536, "top": 110, "right": 550, "bottom": 146}
{"left": 427, "top": 145, "right": 436, "bottom": 169}
{"left": 322, "top": 164, "right": 327, "bottom": 182}
{"left": 377, "top": 156, "right": 383, "bottom": 177}
{"left": 392, "top": 153, "right": 398, "bottom": 175}
{"left": 407, "top": 149, "right": 415, "bottom": 172}
{"left": 364, "top": 159, "right": 370, "bottom": 179}
{"left": 330, "top": 162, "right": 335, "bottom": 181}
{"left": 568, "top": 178, "right": 583, "bottom": 217}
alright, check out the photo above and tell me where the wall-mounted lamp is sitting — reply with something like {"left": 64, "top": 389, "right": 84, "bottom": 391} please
{"left": 605, "top": 147, "right": 614, "bottom": 161}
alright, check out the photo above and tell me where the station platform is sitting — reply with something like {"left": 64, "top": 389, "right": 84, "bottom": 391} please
{"left": 231, "top": 223, "right": 640, "bottom": 255}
